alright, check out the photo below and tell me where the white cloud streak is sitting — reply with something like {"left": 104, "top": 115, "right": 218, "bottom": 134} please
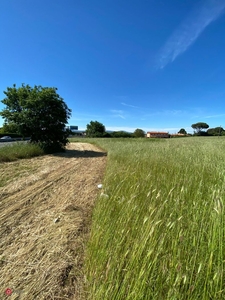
{"left": 157, "top": 0, "right": 225, "bottom": 69}
{"left": 110, "top": 109, "right": 126, "bottom": 119}
{"left": 205, "top": 113, "right": 225, "bottom": 118}
{"left": 144, "top": 109, "right": 187, "bottom": 117}
{"left": 121, "top": 102, "right": 140, "bottom": 109}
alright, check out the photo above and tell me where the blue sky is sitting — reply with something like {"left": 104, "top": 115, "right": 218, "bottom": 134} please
{"left": 0, "top": 0, "right": 225, "bottom": 133}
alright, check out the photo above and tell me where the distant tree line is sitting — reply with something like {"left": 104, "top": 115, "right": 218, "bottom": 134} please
{"left": 84, "top": 121, "right": 225, "bottom": 138}
{"left": 207, "top": 126, "right": 225, "bottom": 136}
{"left": 85, "top": 121, "right": 146, "bottom": 138}
{"left": 191, "top": 122, "right": 225, "bottom": 136}
{"left": 1, "top": 96, "right": 224, "bottom": 143}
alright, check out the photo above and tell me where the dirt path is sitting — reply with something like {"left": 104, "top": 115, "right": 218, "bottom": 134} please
{"left": 0, "top": 143, "right": 107, "bottom": 299}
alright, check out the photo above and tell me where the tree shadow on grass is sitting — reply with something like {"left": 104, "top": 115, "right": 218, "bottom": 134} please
{"left": 52, "top": 149, "right": 107, "bottom": 159}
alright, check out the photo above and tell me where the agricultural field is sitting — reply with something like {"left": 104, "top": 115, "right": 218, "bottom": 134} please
{"left": 0, "top": 143, "right": 106, "bottom": 299}
{"left": 1, "top": 137, "right": 225, "bottom": 299}
{"left": 83, "top": 137, "right": 225, "bottom": 300}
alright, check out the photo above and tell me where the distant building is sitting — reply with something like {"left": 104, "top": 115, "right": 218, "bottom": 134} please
{"left": 146, "top": 131, "right": 169, "bottom": 138}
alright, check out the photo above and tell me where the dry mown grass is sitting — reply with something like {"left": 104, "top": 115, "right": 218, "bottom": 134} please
{"left": 0, "top": 143, "right": 107, "bottom": 299}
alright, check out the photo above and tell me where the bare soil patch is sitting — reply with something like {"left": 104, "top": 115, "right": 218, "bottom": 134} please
{"left": 0, "top": 143, "right": 107, "bottom": 299}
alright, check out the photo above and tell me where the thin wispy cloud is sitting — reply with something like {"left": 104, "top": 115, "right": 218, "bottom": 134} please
{"left": 157, "top": 0, "right": 225, "bottom": 69}
{"left": 205, "top": 113, "right": 225, "bottom": 118}
{"left": 110, "top": 109, "right": 126, "bottom": 119}
{"left": 145, "top": 109, "right": 187, "bottom": 117}
{"left": 121, "top": 102, "right": 140, "bottom": 109}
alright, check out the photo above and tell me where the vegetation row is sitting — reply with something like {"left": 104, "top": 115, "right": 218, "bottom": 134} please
{"left": 0, "top": 85, "right": 224, "bottom": 151}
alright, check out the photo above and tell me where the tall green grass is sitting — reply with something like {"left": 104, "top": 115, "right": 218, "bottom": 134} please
{"left": 0, "top": 142, "right": 44, "bottom": 162}
{"left": 85, "top": 137, "right": 225, "bottom": 299}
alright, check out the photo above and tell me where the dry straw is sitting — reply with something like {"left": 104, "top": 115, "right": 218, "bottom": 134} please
{"left": 0, "top": 143, "right": 107, "bottom": 300}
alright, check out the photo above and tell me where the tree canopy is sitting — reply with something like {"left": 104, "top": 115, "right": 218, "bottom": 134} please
{"left": 207, "top": 127, "right": 225, "bottom": 136}
{"left": 191, "top": 122, "right": 209, "bottom": 135}
{"left": 133, "top": 128, "right": 145, "bottom": 138}
{"left": 178, "top": 128, "right": 187, "bottom": 135}
{"left": 111, "top": 131, "right": 132, "bottom": 138}
{"left": 86, "top": 121, "right": 106, "bottom": 137}
{"left": 0, "top": 122, "right": 19, "bottom": 134}
{"left": 0, "top": 84, "right": 71, "bottom": 152}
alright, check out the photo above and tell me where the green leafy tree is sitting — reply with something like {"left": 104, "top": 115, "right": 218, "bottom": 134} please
{"left": 133, "top": 128, "right": 145, "bottom": 138}
{"left": 178, "top": 128, "right": 187, "bottom": 135}
{"left": 86, "top": 121, "right": 106, "bottom": 137}
{"left": 103, "top": 132, "right": 112, "bottom": 137}
{"left": 207, "top": 127, "right": 224, "bottom": 136}
{"left": 0, "top": 84, "right": 71, "bottom": 152}
{"left": 1, "top": 122, "right": 20, "bottom": 134}
{"left": 111, "top": 131, "right": 132, "bottom": 138}
{"left": 191, "top": 122, "right": 209, "bottom": 135}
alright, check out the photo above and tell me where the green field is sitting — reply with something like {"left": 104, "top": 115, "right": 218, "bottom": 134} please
{"left": 2, "top": 137, "right": 225, "bottom": 299}
{"left": 80, "top": 137, "right": 225, "bottom": 300}
{"left": 0, "top": 142, "right": 44, "bottom": 162}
